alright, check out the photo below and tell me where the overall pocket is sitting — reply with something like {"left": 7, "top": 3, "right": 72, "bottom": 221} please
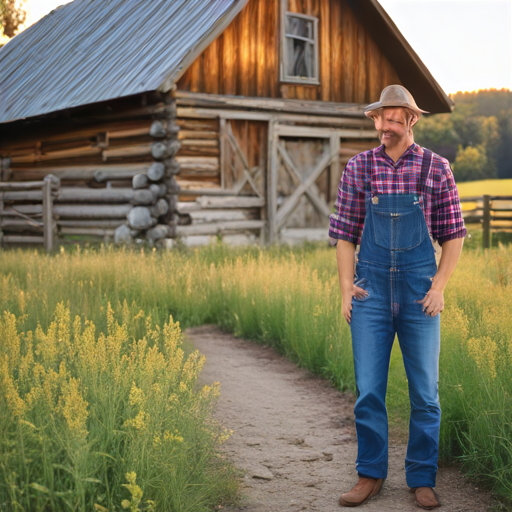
{"left": 371, "top": 207, "right": 425, "bottom": 251}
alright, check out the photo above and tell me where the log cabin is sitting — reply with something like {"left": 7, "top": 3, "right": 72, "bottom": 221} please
{"left": 0, "top": 0, "right": 452, "bottom": 248}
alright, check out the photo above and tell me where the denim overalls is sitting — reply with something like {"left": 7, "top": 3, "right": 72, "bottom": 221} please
{"left": 350, "top": 149, "right": 441, "bottom": 488}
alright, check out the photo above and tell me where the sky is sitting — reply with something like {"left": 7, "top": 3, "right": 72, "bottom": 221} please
{"left": 9, "top": 0, "right": 512, "bottom": 95}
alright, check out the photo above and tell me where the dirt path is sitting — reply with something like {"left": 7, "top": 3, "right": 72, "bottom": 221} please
{"left": 186, "top": 326, "right": 495, "bottom": 512}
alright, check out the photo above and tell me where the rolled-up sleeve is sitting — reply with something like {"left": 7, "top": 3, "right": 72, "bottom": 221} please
{"left": 432, "top": 161, "right": 467, "bottom": 245}
{"left": 328, "top": 157, "right": 366, "bottom": 245}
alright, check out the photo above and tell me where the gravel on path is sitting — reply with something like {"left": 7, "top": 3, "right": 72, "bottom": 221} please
{"left": 186, "top": 325, "right": 495, "bottom": 512}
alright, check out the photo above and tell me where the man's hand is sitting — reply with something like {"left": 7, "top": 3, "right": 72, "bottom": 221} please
{"left": 342, "top": 284, "right": 368, "bottom": 324}
{"left": 417, "top": 288, "right": 444, "bottom": 317}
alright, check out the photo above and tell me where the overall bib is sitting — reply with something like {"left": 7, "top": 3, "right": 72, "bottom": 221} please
{"left": 350, "top": 150, "right": 441, "bottom": 488}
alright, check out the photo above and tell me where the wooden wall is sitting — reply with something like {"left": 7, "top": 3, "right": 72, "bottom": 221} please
{"left": 177, "top": 0, "right": 401, "bottom": 104}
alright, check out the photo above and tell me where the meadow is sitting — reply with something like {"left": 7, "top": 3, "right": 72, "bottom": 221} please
{"left": 0, "top": 240, "right": 511, "bottom": 508}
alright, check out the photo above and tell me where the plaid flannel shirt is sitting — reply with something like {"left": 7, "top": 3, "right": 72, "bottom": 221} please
{"left": 329, "top": 143, "right": 467, "bottom": 246}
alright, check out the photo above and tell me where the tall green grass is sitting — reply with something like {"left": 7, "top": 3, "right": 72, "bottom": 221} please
{"left": 0, "top": 242, "right": 511, "bottom": 504}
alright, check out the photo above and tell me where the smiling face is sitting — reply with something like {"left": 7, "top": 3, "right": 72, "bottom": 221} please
{"left": 372, "top": 107, "right": 417, "bottom": 150}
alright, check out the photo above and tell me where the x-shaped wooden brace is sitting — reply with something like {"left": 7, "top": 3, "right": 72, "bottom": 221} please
{"left": 225, "top": 123, "right": 262, "bottom": 197}
{"left": 276, "top": 141, "right": 333, "bottom": 230}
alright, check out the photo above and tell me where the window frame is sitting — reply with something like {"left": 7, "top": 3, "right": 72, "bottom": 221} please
{"left": 280, "top": 5, "right": 320, "bottom": 85}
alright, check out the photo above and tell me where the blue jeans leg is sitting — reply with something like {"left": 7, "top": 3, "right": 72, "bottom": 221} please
{"left": 351, "top": 288, "right": 395, "bottom": 480}
{"left": 397, "top": 299, "right": 441, "bottom": 488}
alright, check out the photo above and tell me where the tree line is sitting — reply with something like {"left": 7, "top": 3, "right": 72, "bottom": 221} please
{"left": 415, "top": 89, "right": 512, "bottom": 181}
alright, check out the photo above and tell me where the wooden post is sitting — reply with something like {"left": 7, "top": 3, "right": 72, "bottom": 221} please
{"left": 219, "top": 117, "right": 227, "bottom": 189}
{"left": 329, "top": 133, "right": 340, "bottom": 205}
{"left": 482, "top": 195, "right": 491, "bottom": 249}
{"left": 267, "top": 117, "right": 278, "bottom": 244}
{"left": 42, "top": 175, "right": 54, "bottom": 252}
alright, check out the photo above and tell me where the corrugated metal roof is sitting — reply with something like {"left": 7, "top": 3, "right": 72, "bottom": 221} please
{"left": 0, "top": 0, "right": 248, "bottom": 124}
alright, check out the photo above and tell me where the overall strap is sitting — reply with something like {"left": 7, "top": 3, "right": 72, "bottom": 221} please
{"left": 364, "top": 150, "right": 373, "bottom": 196}
{"left": 418, "top": 148, "right": 432, "bottom": 196}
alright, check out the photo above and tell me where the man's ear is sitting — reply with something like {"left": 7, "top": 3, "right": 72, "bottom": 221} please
{"left": 410, "top": 114, "right": 419, "bottom": 128}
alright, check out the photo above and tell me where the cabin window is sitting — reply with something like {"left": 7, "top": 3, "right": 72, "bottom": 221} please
{"left": 281, "top": 10, "right": 319, "bottom": 84}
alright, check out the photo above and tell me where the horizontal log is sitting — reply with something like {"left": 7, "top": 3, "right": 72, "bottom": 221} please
{"left": 178, "top": 130, "right": 218, "bottom": 140}
{"left": 176, "top": 220, "right": 265, "bottom": 236}
{"left": 175, "top": 91, "right": 367, "bottom": 118}
{"left": 177, "top": 201, "right": 201, "bottom": 213}
{"left": 0, "top": 218, "right": 43, "bottom": 230}
{"left": 2, "top": 190, "right": 43, "bottom": 201}
{"left": 55, "top": 187, "right": 156, "bottom": 205}
{"left": 2, "top": 235, "right": 45, "bottom": 244}
{"left": 59, "top": 227, "right": 115, "bottom": 236}
{"left": 176, "top": 179, "right": 219, "bottom": 190}
{"left": 176, "top": 146, "right": 219, "bottom": 157}
{"left": 175, "top": 156, "right": 219, "bottom": 171}
{"left": 275, "top": 124, "right": 377, "bottom": 139}
{"left": 2, "top": 205, "right": 42, "bottom": 215}
{"left": 102, "top": 144, "right": 152, "bottom": 160}
{"left": 10, "top": 164, "right": 152, "bottom": 182}
{"left": 0, "top": 177, "right": 60, "bottom": 190}
{"left": 189, "top": 209, "right": 257, "bottom": 223}
{"left": 10, "top": 146, "right": 102, "bottom": 164}
{"left": 197, "top": 196, "right": 265, "bottom": 209}
{"left": 53, "top": 204, "right": 133, "bottom": 219}
{"left": 180, "top": 139, "right": 218, "bottom": 147}
{"left": 179, "top": 170, "right": 219, "bottom": 179}
{"left": 57, "top": 220, "right": 124, "bottom": 228}
{"left": 109, "top": 127, "right": 151, "bottom": 139}
{"left": 176, "top": 119, "right": 219, "bottom": 131}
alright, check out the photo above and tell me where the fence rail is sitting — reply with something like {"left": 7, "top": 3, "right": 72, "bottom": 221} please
{"left": 0, "top": 175, "right": 59, "bottom": 252}
{"left": 461, "top": 195, "right": 512, "bottom": 248}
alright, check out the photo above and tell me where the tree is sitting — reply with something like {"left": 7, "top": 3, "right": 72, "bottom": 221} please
{"left": 452, "top": 145, "right": 493, "bottom": 182}
{"left": 0, "top": 0, "right": 26, "bottom": 39}
{"left": 414, "top": 114, "right": 460, "bottom": 162}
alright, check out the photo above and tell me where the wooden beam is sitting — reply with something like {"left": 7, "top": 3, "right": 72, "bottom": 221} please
{"left": 53, "top": 204, "right": 133, "bottom": 219}
{"left": 197, "top": 196, "right": 265, "bottom": 209}
{"left": 267, "top": 118, "right": 278, "bottom": 243}
{"left": 2, "top": 235, "right": 45, "bottom": 244}
{"left": 176, "top": 220, "right": 265, "bottom": 237}
{"left": 42, "top": 176, "right": 54, "bottom": 252}
{"left": 175, "top": 90, "right": 367, "bottom": 118}
{"left": 330, "top": 133, "right": 341, "bottom": 199}
{"left": 177, "top": 107, "right": 272, "bottom": 121}
{"left": 274, "top": 124, "right": 377, "bottom": 139}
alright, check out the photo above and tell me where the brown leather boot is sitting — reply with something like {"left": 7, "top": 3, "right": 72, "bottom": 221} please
{"left": 414, "top": 487, "right": 441, "bottom": 509}
{"left": 339, "top": 477, "right": 384, "bottom": 507}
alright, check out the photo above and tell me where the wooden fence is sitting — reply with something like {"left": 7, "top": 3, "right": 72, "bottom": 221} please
{"left": 461, "top": 195, "right": 512, "bottom": 248}
{"left": 0, "top": 175, "right": 59, "bottom": 252}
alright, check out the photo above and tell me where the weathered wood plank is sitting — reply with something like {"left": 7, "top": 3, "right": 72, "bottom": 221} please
{"left": 175, "top": 91, "right": 367, "bottom": 117}
{"left": 176, "top": 219, "right": 265, "bottom": 236}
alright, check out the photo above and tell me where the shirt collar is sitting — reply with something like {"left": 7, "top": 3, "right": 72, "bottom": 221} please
{"left": 375, "top": 143, "right": 422, "bottom": 163}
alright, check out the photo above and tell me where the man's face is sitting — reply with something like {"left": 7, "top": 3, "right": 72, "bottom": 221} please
{"left": 373, "top": 108, "right": 410, "bottom": 148}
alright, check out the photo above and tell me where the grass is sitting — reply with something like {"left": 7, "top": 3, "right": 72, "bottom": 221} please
{"left": 0, "top": 240, "right": 511, "bottom": 506}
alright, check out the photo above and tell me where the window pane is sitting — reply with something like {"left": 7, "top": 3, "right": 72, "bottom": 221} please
{"left": 283, "top": 13, "right": 317, "bottom": 81}
{"left": 287, "top": 16, "right": 312, "bottom": 39}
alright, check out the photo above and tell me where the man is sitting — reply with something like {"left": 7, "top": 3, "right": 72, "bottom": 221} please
{"left": 329, "top": 85, "right": 466, "bottom": 509}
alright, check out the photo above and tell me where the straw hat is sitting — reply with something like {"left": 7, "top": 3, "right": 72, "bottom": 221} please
{"left": 364, "top": 85, "right": 429, "bottom": 118}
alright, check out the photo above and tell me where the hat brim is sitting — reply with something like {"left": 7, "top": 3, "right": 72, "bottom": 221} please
{"left": 364, "top": 101, "right": 429, "bottom": 118}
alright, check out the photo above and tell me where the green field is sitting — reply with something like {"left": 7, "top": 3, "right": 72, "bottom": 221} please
{"left": 0, "top": 242, "right": 511, "bottom": 509}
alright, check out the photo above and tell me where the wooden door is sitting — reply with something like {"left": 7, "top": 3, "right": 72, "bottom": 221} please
{"left": 267, "top": 124, "right": 340, "bottom": 241}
